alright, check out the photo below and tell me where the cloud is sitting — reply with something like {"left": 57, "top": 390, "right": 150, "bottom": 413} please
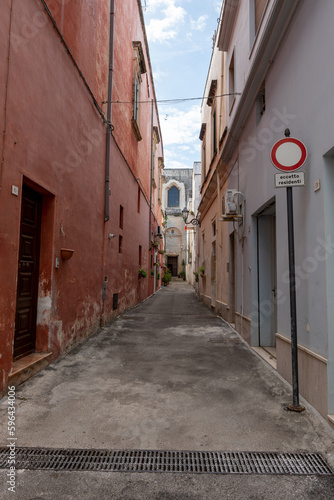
{"left": 166, "top": 159, "right": 192, "bottom": 169}
{"left": 160, "top": 104, "right": 201, "bottom": 147}
{"left": 152, "top": 67, "right": 169, "bottom": 83}
{"left": 145, "top": 0, "right": 186, "bottom": 43}
{"left": 190, "top": 15, "right": 208, "bottom": 32}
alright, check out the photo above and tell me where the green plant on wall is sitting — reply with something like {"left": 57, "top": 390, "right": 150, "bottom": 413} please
{"left": 193, "top": 271, "right": 199, "bottom": 282}
{"left": 138, "top": 267, "right": 148, "bottom": 278}
{"left": 199, "top": 265, "right": 205, "bottom": 276}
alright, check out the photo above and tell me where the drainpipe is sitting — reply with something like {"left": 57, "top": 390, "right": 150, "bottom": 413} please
{"left": 105, "top": 0, "right": 115, "bottom": 222}
{"left": 149, "top": 98, "right": 154, "bottom": 247}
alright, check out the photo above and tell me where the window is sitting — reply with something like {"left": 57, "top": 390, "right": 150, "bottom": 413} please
{"left": 132, "top": 41, "right": 147, "bottom": 141}
{"left": 250, "top": 0, "right": 268, "bottom": 45}
{"left": 168, "top": 186, "right": 180, "bottom": 207}
{"left": 139, "top": 245, "right": 142, "bottom": 266}
{"left": 119, "top": 205, "right": 123, "bottom": 229}
{"left": 119, "top": 235, "right": 123, "bottom": 254}
{"left": 256, "top": 81, "right": 266, "bottom": 123}
{"left": 199, "top": 123, "right": 207, "bottom": 182}
{"left": 211, "top": 242, "right": 216, "bottom": 281}
{"left": 152, "top": 127, "right": 160, "bottom": 187}
{"left": 137, "top": 187, "right": 141, "bottom": 213}
{"left": 229, "top": 51, "right": 235, "bottom": 113}
{"left": 202, "top": 142, "right": 206, "bottom": 181}
{"left": 212, "top": 220, "right": 216, "bottom": 237}
{"left": 212, "top": 109, "right": 217, "bottom": 156}
{"left": 255, "top": 0, "right": 267, "bottom": 33}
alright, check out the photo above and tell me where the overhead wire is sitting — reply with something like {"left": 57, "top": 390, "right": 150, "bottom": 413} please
{"left": 105, "top": 92, "right": 241, "bottom": 105}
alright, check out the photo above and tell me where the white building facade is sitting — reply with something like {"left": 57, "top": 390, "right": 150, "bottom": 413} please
{"left": 198, "top": 0, "right": 334, "bottom": 423}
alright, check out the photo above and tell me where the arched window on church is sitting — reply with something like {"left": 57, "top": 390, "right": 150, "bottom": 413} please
{"left": 168, "top": 186, "right": 179, "bottom": 207}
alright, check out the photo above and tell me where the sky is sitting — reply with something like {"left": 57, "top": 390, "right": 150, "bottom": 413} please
{"left": 142, "top": 0, "right": 222, "bottom": 169}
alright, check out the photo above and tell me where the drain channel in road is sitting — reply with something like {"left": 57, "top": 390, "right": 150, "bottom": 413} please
{"left": 0, "top": 448, "right": 332, "bottom": 475}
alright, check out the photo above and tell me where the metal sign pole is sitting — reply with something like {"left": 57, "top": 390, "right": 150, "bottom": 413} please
{"left": 286, "top": 185, "right": 305, "bottom": 412}
{"left": 271, "top": 129, "right": 307, "bottom": 412}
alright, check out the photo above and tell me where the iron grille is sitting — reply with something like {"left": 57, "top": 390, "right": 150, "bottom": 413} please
{"left": 0, "top": 448, "right": 332, "bottom": 475}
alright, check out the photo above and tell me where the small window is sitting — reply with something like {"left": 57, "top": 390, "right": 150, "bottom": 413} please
{"left": 137, "top": 187, "right": 141, "bottom": 213}
{"left": 255, "top": 0, "right": 267, "bottom": 34}
{"left": 132, "top": 41, "right": 147, "bottom": 141}
{"left": 168, "top": 186, "right": 179, "bottom": 207}
{"left": 202, "top": 142, "right": 206, "bottom": 181}
{"left": 119, "top": 205, "right": 123, "bottom": 229}
{"left": 119, "top": 235, "right": 123, "bottom": 254}
{"left": 250, "top": 0, "right": 268, "bottom": 46}
{"left": 256, "top": 81, "right": 266, "bottom": 123}
{"left": 212, "top": 109, "right": 217, "bottom": 156}
{"left": 229, "top": 51, "right": 235, "bottom": 113}
{"left": 139, "top": 245, "right": 142, "bottom": 265}
{"left": 212, "top": 220, "right": 216, "bottom": 237}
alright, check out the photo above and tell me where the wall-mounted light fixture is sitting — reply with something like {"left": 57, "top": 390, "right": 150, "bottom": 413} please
{"left": 182, "top": 207, "right": 201, "bottom": 227}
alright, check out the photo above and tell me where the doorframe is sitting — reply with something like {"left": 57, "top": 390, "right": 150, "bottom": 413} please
{"left": 15, "top": 178, "right": 55, "bottom": 357}
{"left": 14, "top": 185, "right": 43, "bottom": 359}
{"left": 228, "top": 232, "right": 236, "bottom": 324}
{"left": 251, "top": 198, "right": 277, "bottom": 347}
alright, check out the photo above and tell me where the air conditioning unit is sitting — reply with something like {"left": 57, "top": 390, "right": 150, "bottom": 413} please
{"left": 225, "top": 189, "right": 239, "bottom": 215}
{"left": 220, "top": 190, "right": 245, "bottom": 223}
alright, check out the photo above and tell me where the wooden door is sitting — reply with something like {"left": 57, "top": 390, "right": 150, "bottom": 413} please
{"left": 167, "top": 256, "right": 178, "bottom": 277}
{"left": 14, "top": 185, "right": 42, "bottom": 360}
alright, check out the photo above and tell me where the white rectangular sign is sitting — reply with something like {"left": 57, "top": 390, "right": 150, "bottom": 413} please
{"left": 274, "top": 172, "right": 305, "bottom": 188}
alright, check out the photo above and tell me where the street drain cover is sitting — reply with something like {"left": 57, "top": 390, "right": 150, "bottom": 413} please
{"left": 0, "top": 448, "right": 332, "bottom": 475}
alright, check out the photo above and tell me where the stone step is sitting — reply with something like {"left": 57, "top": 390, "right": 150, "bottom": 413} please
{"left": 9, "top": 353, "right": 53, "bottom": 387}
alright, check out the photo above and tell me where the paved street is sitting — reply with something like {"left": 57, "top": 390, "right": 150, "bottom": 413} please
{"left": 1, "top": 281, "right": 334, "bottom": 499}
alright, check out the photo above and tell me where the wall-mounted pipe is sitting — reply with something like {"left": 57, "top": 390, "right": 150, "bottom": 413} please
{"left": 105, "top": 0, "right": 115, "bottom": 222}
{"left": 149, "top": 98, "right": 154, "bottom": 247}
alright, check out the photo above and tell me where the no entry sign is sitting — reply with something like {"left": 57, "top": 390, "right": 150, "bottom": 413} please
{"left": 271, "top": 138, "right": 307, "bottom": 172}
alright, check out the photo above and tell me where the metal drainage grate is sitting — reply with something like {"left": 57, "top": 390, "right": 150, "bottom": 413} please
{"left": 0, "top": 448, "right": 332, "bottom": 475}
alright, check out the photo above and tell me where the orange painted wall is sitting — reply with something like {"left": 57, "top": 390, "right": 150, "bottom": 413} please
{"left": 0, "top": 0, "right": 163, "bottom": 396}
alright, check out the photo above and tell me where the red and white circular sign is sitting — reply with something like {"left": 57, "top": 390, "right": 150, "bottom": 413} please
{"left": 271, "top": 138, "right": 307, "bottom": 172}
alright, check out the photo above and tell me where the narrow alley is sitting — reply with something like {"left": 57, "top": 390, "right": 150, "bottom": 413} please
{"left": 1, "top": 282, "right": 333, "bottom": 499}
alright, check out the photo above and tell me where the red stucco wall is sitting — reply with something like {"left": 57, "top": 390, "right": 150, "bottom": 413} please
{"left": 0, "top": 0, "right": 163, "bottom": 396}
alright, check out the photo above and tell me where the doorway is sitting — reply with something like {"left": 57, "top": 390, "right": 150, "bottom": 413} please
{"left": 167, "top": 256, "right": 178, "bottom": 277}
{"left": 228, "top": 232, "right": 236, "bottom": 324}
{"left": 257, "top": 203, "right": 277, "bottom": 347}
{"left": 14, "top": 185, "right": 42, "bottom": 360}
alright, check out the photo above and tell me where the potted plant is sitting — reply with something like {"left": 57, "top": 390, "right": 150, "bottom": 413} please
{"left": 158, "top": 249, "right": 165, "bottom": 255}
{"left": 150, "top": 269, "right": 155, "bottom": 277}
{"left": 138, "top": 267, "right": 148, "bottom": 279}
{"left": 193, "top": 271, "right": 199, "bottom": 283}
{"left": 199, "top": 265, "right": 205, "bottom": 277}
{"left": 162, "top": 269, "right": 172, "bottom": 286}
{"left": 152, "top": 241, "right": 159, "bottom": 248}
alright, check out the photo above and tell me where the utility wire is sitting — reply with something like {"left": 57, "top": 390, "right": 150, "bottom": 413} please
{"left": 104, "top": 92, "right": 241, "bottom": 105}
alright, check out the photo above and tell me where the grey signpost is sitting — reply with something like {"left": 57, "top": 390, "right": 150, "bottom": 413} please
{"left": 271, "top": 129, "right": 307, "bottom": 412}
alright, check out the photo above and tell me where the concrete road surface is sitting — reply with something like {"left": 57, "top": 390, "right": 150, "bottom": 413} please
{"left": 1, "top": 281, "right": 333, "bottom": 499}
